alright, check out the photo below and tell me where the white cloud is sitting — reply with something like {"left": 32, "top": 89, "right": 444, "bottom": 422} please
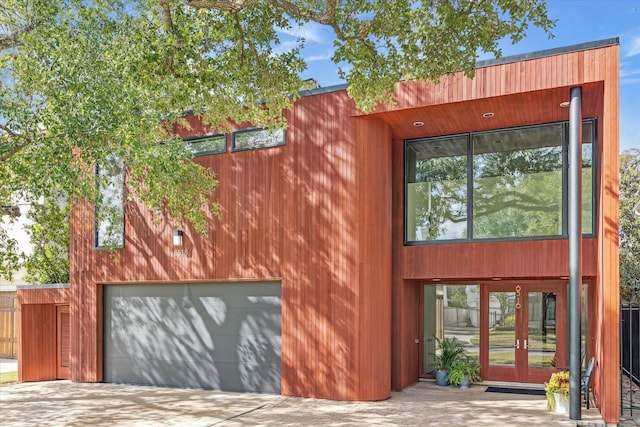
{"left": 624, "top": 34, "right": 640, "bottom": 58}
{"left": 620, "top": 65, "right": 640, "bottom": 78}
{"left": 305, "top": 50, "right": 334, "bottom": 62}
{"left": 621, "top": 77, "right": 640, "bottom": 86}
{"left": 277, "top": 22, "right": 327, "bottom": 44}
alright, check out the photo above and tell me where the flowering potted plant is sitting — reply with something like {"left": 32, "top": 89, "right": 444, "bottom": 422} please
{"left": 545, "top": 371, "right": 570, "bottom": 413}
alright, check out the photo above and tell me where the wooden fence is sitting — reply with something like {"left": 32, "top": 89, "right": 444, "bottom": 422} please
{"left": 0, "top": 292, "right": 17, "bottom": 359}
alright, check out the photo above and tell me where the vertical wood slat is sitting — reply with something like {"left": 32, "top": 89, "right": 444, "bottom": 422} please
{"left": 0, "top": 292, "right": 17, "bottom": 359}
{"left": 594, "top": 44, "right": 621, "bottom": 423}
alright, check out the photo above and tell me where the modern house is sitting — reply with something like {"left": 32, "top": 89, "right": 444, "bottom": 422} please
{"left": 17, "top": 39, "right": 620, "bottom": 423}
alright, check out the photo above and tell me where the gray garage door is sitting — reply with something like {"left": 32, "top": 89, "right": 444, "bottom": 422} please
{"left": 103, "top": 282, "right": 281, "bottom": 393}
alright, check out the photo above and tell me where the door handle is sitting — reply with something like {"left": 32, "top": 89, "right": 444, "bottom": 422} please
{"left": 524, "top": 339, "right": 529, "bottom": 350}
{"left": 515, "top": 339, "right": 520, "bottom": 349}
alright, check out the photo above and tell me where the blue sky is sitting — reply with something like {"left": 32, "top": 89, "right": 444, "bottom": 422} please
{"left": 279, "top": 0, "right": 640, "bottom": 152}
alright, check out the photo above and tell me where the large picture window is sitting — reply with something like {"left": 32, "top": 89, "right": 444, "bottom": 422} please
{"left": 95, "top": 156, "right": 124, "bottom": 248}
{"left": 405, "top": 120, "right": 596, "bottom": 243}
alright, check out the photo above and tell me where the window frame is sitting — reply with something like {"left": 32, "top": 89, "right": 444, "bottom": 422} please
{"left": 94, "top": 158, "right": 125, "bottom": 250}
{"left": 231, "top": 127, "right": 286, "bottom": 152}
{"left": 404, "top": 118, "right": 598, "bottom": 246}
{"left": 184, "top": 133, "right": 227, "bottom": 156}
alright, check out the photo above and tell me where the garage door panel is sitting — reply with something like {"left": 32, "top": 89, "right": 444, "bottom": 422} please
{"left": 107, "top": 356, "right": 221, "bottom": 389}
{"left": 104, "top": 282, "right": 281, "bottom": 393}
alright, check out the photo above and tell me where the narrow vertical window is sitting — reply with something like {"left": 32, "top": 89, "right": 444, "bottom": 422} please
{"left": 581, "top": 121, "right": 595, "bottom": 235}
{"left": 95, "top": 156, "right": 124, "bottom": 248}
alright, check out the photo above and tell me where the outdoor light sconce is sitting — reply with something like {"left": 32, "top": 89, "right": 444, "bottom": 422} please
{"left": 173, "top": 229, "right": 184, "bottom": 247}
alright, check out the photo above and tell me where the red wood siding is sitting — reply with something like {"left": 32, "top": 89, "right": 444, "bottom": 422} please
{"left": 69, "top": 90, "right": 393, "bottom": 400}
{"left": 61, "top": 41, "right": 619, "bottom": 421}
{"left": 17, "top": 288, "right": 69, "bottom": 382}
{"left": 592, "top": 43, "right": 620, "bottom": 421}
{"left": 19, "top": 304, "right": 56, "bottom": 382}
{"left": 387, "top": 44, "right": 619, "bottom": 423}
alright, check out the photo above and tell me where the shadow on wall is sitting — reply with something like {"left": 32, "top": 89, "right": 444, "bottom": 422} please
{"left": 104, "top": 282, "right": 281, "bottom": 393}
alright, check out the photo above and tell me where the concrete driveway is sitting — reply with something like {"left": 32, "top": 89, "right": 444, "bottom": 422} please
{"left": 0, "top": 380, "right": 606, "bottom": 426}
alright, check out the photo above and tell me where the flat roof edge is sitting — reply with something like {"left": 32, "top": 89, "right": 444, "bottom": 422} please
{"left": 475, "top": 37, "right": 620, "bottom": 69}
{"left": 17, "top": 283, "right": 70, "bottom": 290}
{"left": 300, "top": 38, "right": 620, "bottom": 97}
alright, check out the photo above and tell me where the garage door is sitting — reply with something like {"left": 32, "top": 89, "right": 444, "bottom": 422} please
{"left": 103, "top": 282, "right": 281, "bottom": 393}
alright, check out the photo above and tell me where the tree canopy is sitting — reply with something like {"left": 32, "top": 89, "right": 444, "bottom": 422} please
{"left": 620, "top": 149, "right": 640, "bottom": 303}
{"left": 0, "top": 0, "right": 554, "bottom": 280}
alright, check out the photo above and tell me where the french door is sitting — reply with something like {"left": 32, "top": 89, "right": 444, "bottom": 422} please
{"left": 481, "top": 283, "right": 566, "bottom": 383}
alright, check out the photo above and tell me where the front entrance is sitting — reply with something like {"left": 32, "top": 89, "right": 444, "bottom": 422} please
{"left": 421, "top": 282, "right": 567, "bottom": 384}
{"left": 481, "top": 283, "right": 566, "bottom": 383}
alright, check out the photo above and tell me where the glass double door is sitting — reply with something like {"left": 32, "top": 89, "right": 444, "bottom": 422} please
{"left": 482, "top": 283, "right": 566, "bottom": 383}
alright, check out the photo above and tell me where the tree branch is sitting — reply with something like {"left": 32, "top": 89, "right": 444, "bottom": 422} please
{"left": 0, "top": 21, "right": 38, "bottom": 50}
{"left": 179, "top": 0, "right": 259, "bottom": 12}
{"left": 159, "top": 0, "right": 186, "bottom": 77}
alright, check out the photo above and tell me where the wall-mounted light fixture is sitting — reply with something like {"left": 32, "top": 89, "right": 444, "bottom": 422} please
{"left": 413, "top": 121, "right": 425, "bottom": 127}
{"left": 173, "top": 229, "right": 184, "bottom": 247}
{"left": 559, "top": 101, "right": 571, "bottom": 108}
{"left": 483, "top": 112, "right": 495, "bottom": 118}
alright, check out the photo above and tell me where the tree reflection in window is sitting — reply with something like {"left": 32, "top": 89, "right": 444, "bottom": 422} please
{"left": 95, "top": 155, "right": 125, "bottom": 248}
{"left": 472, "top": 124, "right": 564, "bottom": 239}
{"left": 405, "top": 120, "right": 596, "bottom": 243}
{"left": 406, "top": 135, "right": 467, "bottom": 241}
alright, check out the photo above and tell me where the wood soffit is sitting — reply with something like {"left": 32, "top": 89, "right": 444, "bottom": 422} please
{"left": 369, "top": 82, "right": 605, "bottom": 140}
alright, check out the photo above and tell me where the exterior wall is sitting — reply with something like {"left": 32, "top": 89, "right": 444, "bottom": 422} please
{"left": 51, "top": 39, "right": 618, "bottom": 421}
{"left": 592, "top": 42, "right": 620, "bottom": 421}
{"left": 384, "top": 42, "right": 620, "bottom": 423}
{"left": 68, "top": 91, "right": 393, "bottom": 400}
{"left": 17, "top": 286, "right": 68, "bottom": 381}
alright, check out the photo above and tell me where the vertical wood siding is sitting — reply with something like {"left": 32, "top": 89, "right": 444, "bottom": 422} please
{"left": 69, "top": 90, "right": 393, "bottom": 400}
{"left": 19, "top": 304, "right": 56, "bottom": 381}
{"left": 593, "top": 44, "right": 621, "bottom": 421}
{"left": 17, "top": 287, "right": 68, "bottom": 382}
{"left": 387, "top": 44, "right": 619, "bottom": 422}
{"left": 64, "top": 41, "right": 619, "bottom": 419}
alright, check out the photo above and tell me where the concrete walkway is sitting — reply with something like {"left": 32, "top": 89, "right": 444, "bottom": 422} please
{"left": 0, "top": 380, "right": 608, "bottom": 426}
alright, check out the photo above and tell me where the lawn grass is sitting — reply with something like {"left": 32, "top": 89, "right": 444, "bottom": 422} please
{"left": 0, "top": 371, "right": 18, "bottom": 384}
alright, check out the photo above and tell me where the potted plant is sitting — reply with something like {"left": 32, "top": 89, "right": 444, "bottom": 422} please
{"left": 448, "top": 359, "right": 481, "bottom": 389}
{"left": 433, "top": 337, "right": 465, "bottom": 386}
{"left": 545, "top": 371, "right": 570, "bottom": 413}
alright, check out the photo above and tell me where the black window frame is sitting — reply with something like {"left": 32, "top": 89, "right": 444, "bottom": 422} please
{"left": 231, "top": 127, "right": 286, "bottom": 152}
{"left": 184, "top": 133, "right": 227, "bottom": 156}
{"left": 94, "top": 157, "right": 125, "bottom": 250}
{"left": 404, "top": 118, "right": 598, "bottom": 246}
